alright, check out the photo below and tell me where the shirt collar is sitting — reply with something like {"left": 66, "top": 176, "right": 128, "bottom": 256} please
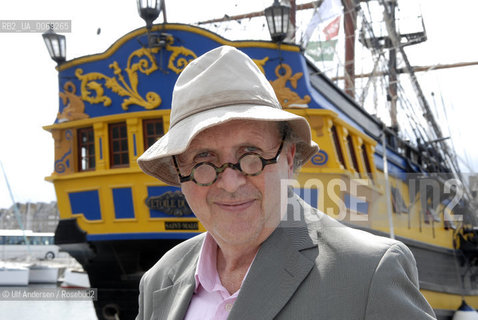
{"left": 194, "top": 232, "right": 221, "bottom": 293}
{"left": 194, "top": 232, "right": 257, "bottom": 295}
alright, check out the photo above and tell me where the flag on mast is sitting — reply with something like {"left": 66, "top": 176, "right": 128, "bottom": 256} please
{"left": 302, "top": 0, "right": 343, "bottom": 47}
{"left": 323, "top": 15, "right": 341, "bottom": 40}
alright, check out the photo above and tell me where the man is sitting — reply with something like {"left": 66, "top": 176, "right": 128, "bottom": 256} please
{"left": 136, "top": 46, "right": 436, "bottom": 319}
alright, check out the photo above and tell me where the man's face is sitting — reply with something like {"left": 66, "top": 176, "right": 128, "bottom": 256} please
{"left": 177, "top": 120, "right": 295, "bottom": 249}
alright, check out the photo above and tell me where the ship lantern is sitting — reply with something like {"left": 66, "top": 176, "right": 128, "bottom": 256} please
{"left": 265, "top": 0, "right": 290, "bottom": 43}
{"left": 137, "top": 0, "right": 163, "bottom": 33}
{"left": 42, "top": 27, "right": 66, "bottom": 65}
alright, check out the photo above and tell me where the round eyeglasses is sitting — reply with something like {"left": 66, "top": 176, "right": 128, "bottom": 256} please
{"left": 173, "top": 135, "right": 285, "bottom": 186}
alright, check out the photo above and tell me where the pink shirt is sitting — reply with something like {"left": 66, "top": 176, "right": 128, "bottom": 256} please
{"left": 184, "top": 233, "right": 253, "bottom": 320}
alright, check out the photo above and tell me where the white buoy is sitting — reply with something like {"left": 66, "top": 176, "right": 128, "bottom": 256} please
{"left": 453, "top": 300, "right": 478, "bottom": 320}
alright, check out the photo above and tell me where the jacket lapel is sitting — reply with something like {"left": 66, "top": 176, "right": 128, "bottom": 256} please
{"left": 151, "top": 247, "right": 199, "bottom": 320}
{"left": 228, "top": 199, "right": 318, "bottom": 320}
{"left": 152, "top": 279, "right": 195, "bottom": 320}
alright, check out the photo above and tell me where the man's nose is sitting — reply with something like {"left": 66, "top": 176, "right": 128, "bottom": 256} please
{"left": 215, "top": 166, "right": 246, "bottom": 193}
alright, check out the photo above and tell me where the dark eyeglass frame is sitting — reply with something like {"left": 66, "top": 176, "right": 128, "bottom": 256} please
{"left": 173, "top": 133, "right": 286, "bottom": 186}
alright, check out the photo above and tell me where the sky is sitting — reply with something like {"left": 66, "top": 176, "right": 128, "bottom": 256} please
{"left": 0, "top": 0, "right": 477, "bottom": 209}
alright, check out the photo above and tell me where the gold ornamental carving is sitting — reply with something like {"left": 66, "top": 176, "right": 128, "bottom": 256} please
{"left": 270, "top": 64, "right": 311, "bottom": 108}
{"left": 254, "top": 57, "right": 311, "bottom": 109}
{"left": 58, "top": 82, "right": 90, "bottom": 122}
{"left": 253, "top": 57, "right": 269, "bottom": 74}
{"left": 167, "top": 44, "right": 197, "bottom": 74}
{"left": 75, "top": 41, "right": 197, "bottom": 111}
{"left": 52, "top": 129, "right": 73, "bottom": 175}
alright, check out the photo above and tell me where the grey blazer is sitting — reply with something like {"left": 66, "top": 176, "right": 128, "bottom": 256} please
{"left": 136, "top": 195, "right": 436, "bottom": 319}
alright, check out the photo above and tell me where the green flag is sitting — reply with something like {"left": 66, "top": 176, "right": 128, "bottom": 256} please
{"left": 306, "top": 40, "right": 338, "bottom": 61}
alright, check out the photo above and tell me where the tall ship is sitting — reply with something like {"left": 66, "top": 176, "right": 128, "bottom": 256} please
{"left": 42, "top": 0, "right": 478, "bottom": 319}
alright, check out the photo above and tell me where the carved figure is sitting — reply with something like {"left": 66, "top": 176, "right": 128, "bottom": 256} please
{"left": 58, "top": 82, "right": 89, "bottom": 122}
{"left": 270, "top": 63, "right": 311, "bottom": 108}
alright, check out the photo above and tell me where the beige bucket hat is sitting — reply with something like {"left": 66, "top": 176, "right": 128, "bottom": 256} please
{"left": 138, "top": 45, "right": 318, "bottom": 186}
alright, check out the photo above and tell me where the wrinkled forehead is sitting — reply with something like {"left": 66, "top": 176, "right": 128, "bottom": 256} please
{"left": 181, "top": 120, "right": 282, "bottom": 154}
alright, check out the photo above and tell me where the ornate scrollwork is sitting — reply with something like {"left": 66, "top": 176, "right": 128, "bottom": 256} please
{"left": 75, "top": 47, "right": 162, "bottom": 110}
{"left": 75, "top": 42, "right": 197, "bottom": 111}
{"left": 311, "top": 150, "right": 329, "bottom": 166}
{"left": 166, "top": 45, "right": 197, "bottom": 74}
{"left": 75, "top": 69, "right": 112, "bottom": 107}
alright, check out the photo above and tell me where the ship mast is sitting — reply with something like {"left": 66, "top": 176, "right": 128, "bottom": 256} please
{"left": 379, "top": 2, "right": 461, "bottom": 170}
{"left": 378, "top": 0, "right": 473, "bottom": 202}
{"left": 343, "top": 0, "right": 357, "bottom": 99}
{"left": 380, "top": 0, "right": 440, "bottom": 140}
{"left": 386, "top": 0, "right": 398, "bottom": 131}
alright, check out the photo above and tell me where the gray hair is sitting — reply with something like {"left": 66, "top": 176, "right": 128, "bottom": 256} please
{"left": 278, "top": 121, "right": 308, "bottom": 173}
